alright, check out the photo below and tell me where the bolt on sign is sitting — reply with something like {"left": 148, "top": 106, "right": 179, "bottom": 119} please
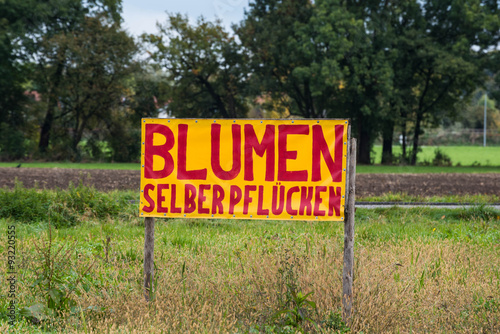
{"left": 140, "top": 119, "right": 349, "bottom": 221}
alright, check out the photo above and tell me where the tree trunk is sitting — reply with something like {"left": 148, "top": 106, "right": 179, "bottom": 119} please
{"left": 197, "top": 75, "right": 229, "bottom": 118}
{"left": 401, "top": 114, "right": 407, "bottom": 164}
{"left": 410, "top": 112, "right": 423, "bottom": 165}
{"left": 71, "top": 118, "right": 86, "bottom": 161}
{"left": 357, "top": 120, "right": 372, "bottom": 164}
{"left": 381, "top": 119, "right": 394, "bottom": 165}
{"left": 39, "top": 60, "right": 64, "bottom": 153}
{"left": 38, "top": 107, "right": 54, "bottom": 153}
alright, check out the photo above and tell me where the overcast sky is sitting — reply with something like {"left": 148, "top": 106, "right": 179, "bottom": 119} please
{"left": 122, "top": 0, "right": 250, "bottom": 38}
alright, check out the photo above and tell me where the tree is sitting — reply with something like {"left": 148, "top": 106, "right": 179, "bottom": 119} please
{"left": 0, "top": 1, "right": 30, "bottom": 159}
{"left": 337, "top": 0, "right": 394, "bottom": 164}
{"left": 54, "top": 14, "right": 137, "bottom": 160}
{"left": 15, "top": 0, "right": 124, "bottom": 155}
{"left": 143, "top": 14, "right": 248, "bottom": 118}
{"left": 237, "top": 0, "right": 393, "bottom": 164}
{"left": 382, "top": 0, "right": 500, "bottom": 165}
{"left": 236, "top": 0, "right": 318, "bottom": 118}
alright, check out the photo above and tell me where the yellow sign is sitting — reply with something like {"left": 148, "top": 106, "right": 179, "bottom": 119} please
{"left": 140, "top": 119, "right": 349, "bottom": 221}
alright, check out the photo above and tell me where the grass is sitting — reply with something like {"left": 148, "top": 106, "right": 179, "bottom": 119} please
{"left": 0, "top": 182, "right": 137, "bottom": 227}
{"left": 358, "top": 193, "right": 500, "bottom": 204}
{"left": 2, "top": 145, "right": 500, "bottom": 173}
{"left": 1, "top": 161, "right": 499, "bottom": 174}
{"left": 356, "top": 165, "right": 500, "bottom": 173}
{"left": 1, "top": 186, "right": 499, "bottom": 333}
{"left": 372, "top": 145, "right": 500, "bottom": 166}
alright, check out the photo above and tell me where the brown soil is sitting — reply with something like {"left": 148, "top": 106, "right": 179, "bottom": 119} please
{"left": 0, "top": 167, "right": 499, "bottom": 197}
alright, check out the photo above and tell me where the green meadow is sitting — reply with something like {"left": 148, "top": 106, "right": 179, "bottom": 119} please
{"left": 372, "top": 145, "right": 500, "bottom": 166}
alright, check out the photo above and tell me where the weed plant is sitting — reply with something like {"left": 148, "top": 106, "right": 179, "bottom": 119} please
{"left": 19, "top": 221, "right": 96, "bottom": 329}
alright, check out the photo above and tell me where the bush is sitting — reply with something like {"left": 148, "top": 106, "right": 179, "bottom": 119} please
{"left": 0, "top": 181, "right": 135, "bottom": 227}
{"left": 432, "top": 148, "right": 453, "bottom": 166}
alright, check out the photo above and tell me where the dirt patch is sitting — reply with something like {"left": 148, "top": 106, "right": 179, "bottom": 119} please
{"left": 357, "top": 173, "right": 500, "bottom": 197}
{"left": 0, "top": 167, "right": 499, "bottom": 197}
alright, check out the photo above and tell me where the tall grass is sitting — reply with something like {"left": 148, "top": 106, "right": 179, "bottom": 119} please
{"left": 0, "top": 181, "right": 137, "bottom": 227}
{"left": 0, "top": 187, "right": 499, "bottom": 333}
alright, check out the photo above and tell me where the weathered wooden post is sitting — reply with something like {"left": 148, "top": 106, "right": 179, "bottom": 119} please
{"left": 144, "top": 217, "right": 155, "bottom": 301}
{"left": 343, "top": 137, "right": 356, "bottom": 323}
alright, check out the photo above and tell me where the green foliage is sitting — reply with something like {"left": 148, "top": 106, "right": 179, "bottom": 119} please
{"left": 459, "top": 92, "right": 499, "bottom": 130}
{"left": 46, "top": 13, "right": 137, "bottom": 160}
{"left": 321, "top": 310, "right": 350, "bottom": 333}
{"left": 0, "top": 181, "right": 135, "bottom": 227}
{"left": 1, "top": 0, "right": 139, "bottom": 161}
{"left": 236, "top": 0, "right": 319, "bottom": 118}
{"left": 0, "top": 122, "right": 26, "bottom": 160}
{"left": 273, "top": 289, "right": 317, "bottom": 330}
{"left": 143, "top": 13, "right": 248, "bottom": 118}
{"left": 430, "top": 148, "right": 453, "bottom": 167}
{"left": 268, "top": 249, "right": 318, "bottom": 332}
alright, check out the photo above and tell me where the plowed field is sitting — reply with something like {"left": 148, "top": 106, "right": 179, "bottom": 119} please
{"left": 1, "top": 167, "right": 499, "bottom": 197}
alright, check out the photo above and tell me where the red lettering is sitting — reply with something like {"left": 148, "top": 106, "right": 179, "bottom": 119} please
{"left": 312, "top": 124, "right": 344, "bottom": 182}
{"left": 286, "top": 186, "right": 300, "bottom": 215}
{"left": 212, "top": 185, "right": 225, "bottom": 214}
{"left": 157, "top": 184, "right": 169, "bottom": 213}
{"left": 257, "top": 185, "right": 269, "bottom": 215}
{"left": 243, "top": 185, "right": 256, "bottom": 215}
{"left": 198, "top": 184, "right": 210, "bottom": 214}
{"left": 271, "top": 185, "right": 285, "bottom": 215}
{"left": 328, "top": 186, "right": 342, "bottom": 216}
{"left": 142, "top": 184, "right": 155, "bottom": 213}
{"left": 170, "top": 184, "right": 182, "bottom": 213}
{"left": 144, "top": 124, "right": 175, "bottom": 179}
{"left": 184, "top": 184, "right": 197, "bottom": 213}
{"left": 178, "top": 124, "right": 207, "bottom": 180}
{"left": 314, "top": 186, "right": 327, "bottom": 216}
{"left": 299, "top": 186, "right": 313, "bottom": 216}
{"left": 278, "top": 125, "right": 309, "bottom": 181}
{"left": 244, "top": 124, "right": 275, "bottom": 181}
{"left": 229, "top": 185, "right": 242, "bottom": 214}
{"left": 211, "top": 123, "right": 241, "bottom": 180}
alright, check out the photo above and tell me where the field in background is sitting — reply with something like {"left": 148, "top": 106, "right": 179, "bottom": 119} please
{"left": 1, "top": 144, "right": 500, "bottom": 174}
{"left": 0, "top": 163, "right": 499, "bottom": 174}
{"left": 356, "top": 165, "right": 500, "bottom": 173}
{"left": 372, "top": 145, "right": 500, "bottom": 166}
{"left": 0, "top": 186, "right": 499, "bottom": 333}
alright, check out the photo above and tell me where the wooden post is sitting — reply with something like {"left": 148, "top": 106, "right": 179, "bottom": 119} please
{"left": 144, "top": 217, "right": 155, "bottom": 301}
{"left": 343, "top": 138, "right": 356, "bottom": 323}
